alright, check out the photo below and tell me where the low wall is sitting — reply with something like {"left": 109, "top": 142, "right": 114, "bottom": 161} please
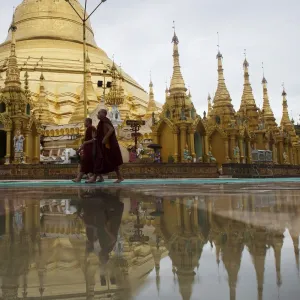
{"left": 223, "top": 163, "right": 300, "bottom": 178}
{"left": 0, "top": 163, "right": 219, "bottom": 180}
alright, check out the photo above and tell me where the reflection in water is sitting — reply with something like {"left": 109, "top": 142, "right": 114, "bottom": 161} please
{"left": 0, "top": 187, "right": 299, "bottom": 299}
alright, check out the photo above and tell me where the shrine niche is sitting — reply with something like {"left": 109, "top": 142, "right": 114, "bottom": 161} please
{"left": 193, "top": 117, "right": 206, "bottom": 162}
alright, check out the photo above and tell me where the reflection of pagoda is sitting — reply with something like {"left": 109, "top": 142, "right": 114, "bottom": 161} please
{"left": 210, "top": 214, "right": 245, "bottom": 300}
{"left": 161, "top": 197, "right": 208, "bottom": 300}
{"left": 246, "top": 226, "right": 269, "bottom": 300}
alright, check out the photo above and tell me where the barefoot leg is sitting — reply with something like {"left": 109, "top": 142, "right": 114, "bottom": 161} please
{"left": 114, "top": 169, "right": 124, "bottom": 183}
{"left": 85, "top": 174, "right": 97, "bottom": 183}
{"left": 96, "top": 175, "right": 104, "bottom": 182}
{"left": 72, "top": 172, "right": 84, "bottom": 182}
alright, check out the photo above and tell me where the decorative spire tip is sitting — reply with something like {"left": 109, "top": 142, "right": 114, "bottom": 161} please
{"left": 282, "top": 82, "right": 287, "bottom": 96}
{"left": 171, "top": 21, "right": 179, "bottom": 44}
{"left": 243, "top": 49, "right": 249, "bottom": 67}
{"left": 261, "top": 62, "right": 267, "bottom": 83}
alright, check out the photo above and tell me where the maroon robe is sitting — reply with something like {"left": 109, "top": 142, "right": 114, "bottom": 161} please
{"left": 80, "top": 126, "right": 96, "bottom": 174}
{"left": 94, "top": 117, "right": 123, "bottom": 174}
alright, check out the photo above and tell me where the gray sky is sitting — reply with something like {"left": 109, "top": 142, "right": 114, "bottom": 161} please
{"left": 1, "top": 0, "right": 299, "bottom": 124}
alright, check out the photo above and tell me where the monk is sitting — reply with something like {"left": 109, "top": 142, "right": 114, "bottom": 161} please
{"left": 86, "top": 109, "right": 124, "bottom": 183}
{"left": 72, "top": 118, "right": 96, "bottom": 182}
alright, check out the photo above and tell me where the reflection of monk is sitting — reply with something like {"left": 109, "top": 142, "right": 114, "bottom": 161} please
{"left": 77, "top": 190, "right": 124, "bottom": 263}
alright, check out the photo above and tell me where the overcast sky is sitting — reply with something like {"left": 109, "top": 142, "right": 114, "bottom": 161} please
{"left": 0, "top": 0, "right": 299, "bottom": 124}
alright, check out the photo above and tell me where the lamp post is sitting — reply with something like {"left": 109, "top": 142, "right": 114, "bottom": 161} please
{"left": 65, "top": 0, "right": 107, "bottom": 119}
{"left": 126, "top": 120, "right": 146, "bottom": 150}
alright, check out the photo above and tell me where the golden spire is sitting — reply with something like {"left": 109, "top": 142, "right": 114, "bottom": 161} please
{"left": 188, "top": 86, "right": 192, "bottom": 98}
{"left": 212, "top": 35, "right": 234, "bottom": 116}
{"left": 280, "top": 84, "right": 292, "bottom": 128}
{"left": 5, "top": 11, "right": 21, "bottom": 88}
{"left": 149, "top": 72, "right": 154, "bottom": 99}
{"left": 261, "top": 67, "right": 274, "bottom": 119}
{"left": 239, "top": 51, "right": 257, "bottom": 112}
{"left": 169, "top": 21, "right": 187, "bottom": 94}
{"left": 146, "top": 73, "right": 158, "bottom": 116}
{"left": 207, "top": 93, "right": 212, "bottom": 117}
{"left": 165, "top": 80, "right": 169, "bottom": 97}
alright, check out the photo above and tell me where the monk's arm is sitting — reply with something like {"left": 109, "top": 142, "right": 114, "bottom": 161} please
{"left": 102, "top": 123, "right": 115, "bottom": 143}
{"left": 82, "top": 139, "right": 95, "bottom": 145}
{"left": 80, "top": 129, "right": 97, "bottom": 148}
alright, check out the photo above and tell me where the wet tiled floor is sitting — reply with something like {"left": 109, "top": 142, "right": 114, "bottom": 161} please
{"left": 0, "top": 180, "right": 299, "bottom": 299}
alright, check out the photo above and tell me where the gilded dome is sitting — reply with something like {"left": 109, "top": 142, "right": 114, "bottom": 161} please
{"left": 6, "top": 0, "right": 97, "bottom": 47}
{"left": 0, "top": 0, "right": 154, "bottom": 125}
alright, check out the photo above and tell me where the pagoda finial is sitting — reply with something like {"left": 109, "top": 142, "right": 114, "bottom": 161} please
{"left": 217, "top": 32, "right": 222, "bottom": 57}
{"left": 282, "top": 82, "right": 286, "bottom": 96}
{"left": 172, "top": 20, "right": 178, "bottom": 44}
{"left": 188, "top": 85, "right": 191, "bottom": 98}
{"left": 150, "top": 70, "right": 153, "bottom": 86}
{"left": 239, "top": 54, "right": 257, "bottom": 113}
{"left": 5, "top": 8, "right": 21, "bottom": 88}
{"left": 149, "top": 75, "right": 154, "bottom": 99}
{"left": 207, "top": 93, "right": 212, "bottom": 117}
{"left": 281, "top": 84, "right": 291, "bottom": 127}
{"left": 261, "top": 66, "right": 275, "bottom": 120}
{"left": 169, "top": 22, "right": 186, "bottom": 93}
{"left": 262, "top": 62, "right": 267, "bottom": 84}
{"left": 243, "top": 49, "right": 249, "bottom": 69}
{"left": 213, "top": 48, "right": 233, "bottom": 111}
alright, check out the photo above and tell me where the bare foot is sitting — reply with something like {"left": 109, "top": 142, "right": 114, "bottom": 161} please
{"left": 85, "top": 179, "right": 96, "bottom": 184}
{"left": 72, "top": 178, "right": 81, "bottom": 183}
{"left": 96, "top": 176, "right": 104, "bottom": 183}
{"left": 114, "top": 178, "right": 124, "bottom": 184}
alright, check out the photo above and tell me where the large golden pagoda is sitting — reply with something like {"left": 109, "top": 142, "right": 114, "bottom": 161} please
{"left": 0, "top": 0, "right": 152, "bottom": 124}
{"left": 0, "top": 0, "right": 161, "bottom": 163}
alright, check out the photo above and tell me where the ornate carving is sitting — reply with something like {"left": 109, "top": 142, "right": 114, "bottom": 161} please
{"left": 0, "top": 113, "right": 12, "bottom": 129}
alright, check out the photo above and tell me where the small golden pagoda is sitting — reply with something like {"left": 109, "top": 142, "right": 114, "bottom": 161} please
{"left": 0, "top": 15, "right": 41, "bottom": 164}
{"left": 278, "top": 87, "right": 299, "bottom": 164}
{"left": 145, "top": 77, "right": 159, "bottom": 120}
{"left": 152, "top": 28, "right": 205, "bottom": 163}
{"left": 205, "top": 49, "right": 236, "bottom": 164}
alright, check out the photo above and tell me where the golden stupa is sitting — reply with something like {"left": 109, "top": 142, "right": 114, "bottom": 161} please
{"left": 0, "top": 0, "right": 152, "bottom": 126}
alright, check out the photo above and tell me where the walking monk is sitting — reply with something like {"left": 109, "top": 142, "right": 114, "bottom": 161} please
{"left": 86, "top": 109, "right": 124, "bottom": 183}
{"left": 72, "top": 118, "right": 96, "bottom": 182}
